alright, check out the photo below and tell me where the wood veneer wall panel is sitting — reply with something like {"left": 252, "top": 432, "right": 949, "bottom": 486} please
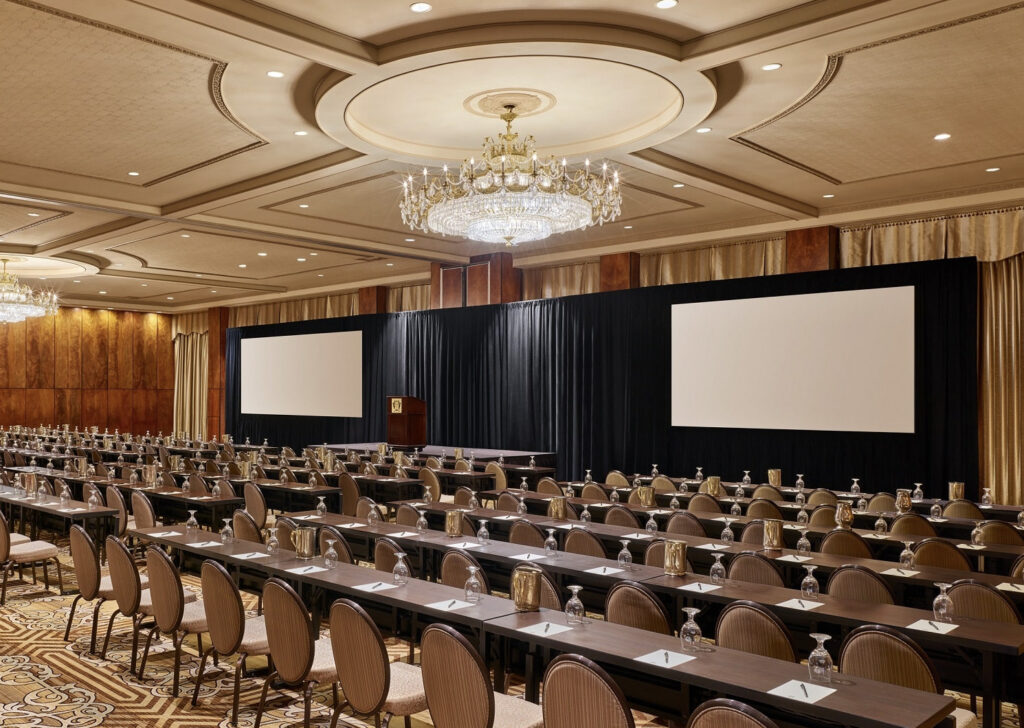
{"left": 4, "top": 321, "right": 26, "bottom": 389}
{"left": 55, "top": 389, "right": 81, "bottom": 427}
{"left": 81, "top": 310, "right": 108, "bottom": 389}
{"left": 81, "top": 389, "right": 108, "bottom": 426}
{"left": 466, "top": 263, "right": 489, "bottom": 307}
{"left": 24, "top": 389, "right": 54, "bottom": 425}
{"left": 54, "top": 308, "right": 82, "bottom": 389}
{"left": 25, "top": 316, "right": 54, "bottom": 388}
{"left": 0, "top": 389, "right": 25, "bottom": 424}
{"left": 132, "top": 390, "right": 157, "bottom": 434}
{"left": 107, "top": 389, "right": 133, "bottom": 432}
{"left": 134, "top": 313, "right": 158, "bottom": 389}
{"left": 156, "top": 389, "right": 174, "bottom": 433}
{"left": 156, "top": 314, "right": 174, "bottom": 390}
{"left": 108, "top": 311, "right": 134, "bottom": 390}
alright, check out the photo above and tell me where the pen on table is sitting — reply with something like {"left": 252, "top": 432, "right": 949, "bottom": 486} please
{"left": 544, "top": 623, "right": 550, "bottom": 633}
{"left": 447, "top": 599, "right": 456, "bottom": 608}
{"left": 928, "top": 620, "right": 940, "bottom": 630}
{"left": 695, "top": 583, "right": 703, "bottom": 591}
{"left": 664, "top": 651, "right": 669, "bottom": 663}
{"left": 372, "top": 582, "right": 385, "bottom": 590}
{"left": 896, "top": 568, "right": 905, "bottom": 575}
{"left": 800, "top": 682, "right": 809, "bottom": 697}
{"left": 797, "top": 600, "right": 806, "bottom": 608}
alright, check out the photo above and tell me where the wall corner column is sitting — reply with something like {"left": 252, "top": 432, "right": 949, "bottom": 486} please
{"left": 599, "top": 252, "right": 640, "bottom": 291}
{"left": 206, "top": 307, "right": 229, "bottom": 439}
{"left": 786, "top": 226, "right": 839, "bottom": 273}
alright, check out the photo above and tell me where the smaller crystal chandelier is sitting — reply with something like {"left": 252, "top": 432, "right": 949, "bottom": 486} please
{"left": 0, "top": 258, "right": 59, "bottom": 324}
{"left": 400, "top": 104, "right": 622, "bottom": 246}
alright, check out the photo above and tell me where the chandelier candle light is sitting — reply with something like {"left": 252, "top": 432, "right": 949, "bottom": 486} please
{"left": 0, "top": 259, "right": 58, "bottom": 323}
{"left": 400, "top": 105, "right": 622, "bottom": 246}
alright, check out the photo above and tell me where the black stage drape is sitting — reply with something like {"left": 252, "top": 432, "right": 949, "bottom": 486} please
{"left": 225, "top": 257, "right": 979, "bottom": 498}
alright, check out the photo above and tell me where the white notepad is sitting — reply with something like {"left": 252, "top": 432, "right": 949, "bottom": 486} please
{"left": 287, "top": 565, "right": 327, "bottom": 575}
{"left": 584, "top": 566, "right": 623, "bottom": 576}
{"left": 494, "top": 515, "right": 521, "bottom": 521}
{"left": 234, "top": 552, "right": 269, "bottom": 560}
{"left": 767, "top": 680, "right": 834, "bottom": 704}
{"left": 338, "top": 523, "right": 366, "bottom": 529}
{"left": 291, "top": 515, "right": 320, "bottom": 520}
{"left": 907, "top": 619, "right": 957, "bottom": 634}
{"left": 189, "top": 541, "right": 223, "bottom": 548}
{"left": 997, "top": 582, "right": 1024, "bottom": 593}
{"left": 425, "top": 599, "right": 474, "bottom": 612}
{"left": 517, "top": 621, "right": 572, "bottom": 637}
{"left": 957, "top": 544, "right": 984, "bottom": 550}
{"left": 448, "top": 541, "right": 481, "bottom": 549}
{"left": 353, "top": 580, "right": 399, "bottom": 592}
{"left": 634, "top": 649, "right": 695, "bottom": 668}
{"left": 694, "top": 543, "right": 730, "bottom": 551}
{"left": 677, "top": 582, "right": 720, "bottom": 594}
{"left": 776, "top": 598, "right": 823, "bottom": 611}
{"left": 511, "top": 553, "right": 547, "bottom": 561}
{"left": 927, "top": 517, "right": 949, "bottom": 523}
{"left": 389, "top": 531, "right": 419, "bottom": 538}
{"left": 881, "top": 568, "right": 919, "bottom": 577}
{"left": 60, "top": 508, "right": 87, "bottom": 513}
{"left": 775, "top": 554, "right": 812, "bottom": 563}
{"left": 149, "top": 531, "right": 182, "bottom": 537}
{"left": 622, "top": 532, "right": 654, "bottom": 540}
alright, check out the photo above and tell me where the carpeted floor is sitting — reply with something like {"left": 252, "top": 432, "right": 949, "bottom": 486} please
{"left": 0, "top": 547, "right": 1011, "bottom": 727}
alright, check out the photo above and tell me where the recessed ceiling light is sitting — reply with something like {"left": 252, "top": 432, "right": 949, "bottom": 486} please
{"left": 195, "top": 274, "right": 202, "bottom": 277}
{"left": 317, "top": 274, "right": 324, "bottom": 277}
{"left": 299, "top": 204, "right": 309, "bottom": 208}
{"left": 267, "top": 71, "right": 284, "bottom": 78}
{"left": 27, "top": 212, "right": 40, "bottom": 217}
{"left": 114, "top": 263, "right": 122, "bottom": 267}
{"left": 761, "top": 63, "right": 783, "bottom": 71}
{"left": 986, "top": 167, "right": 1001, "bottom": 172}
{"left": 386, "top": 263, "right": 394, "bottom": 267}
{"left": 822, "top": 194, "right": 835, "bottom": 198}
{"left": 294, "top": 131, "right": 308, "bottom": 136}
{"left": 934, "top": 132, "right": 951, "bottom": 141}
{"left": 210, "top": 290, "right": 217, "bottom": 293}
{"left": 623, "top": 225, "right": 633, "bottom": 229}
{"left": 181, "top": 234, "right": 190, "bottom": 238}
{"left": 72, "top": 280, "right": 80, "bottom": 284}
{"left": 166, "top": 297, "right": 174, "bottom": 301}
{"left": 99, "top": 291, "right": 107, "bottom": 295}
{"left": 141, "top": 284, "right": 148, "bottom": 287}
{"left": 238, "top": 264, "right": 247, "bottom": 268}
{"left": 128, "top": 171, "right": 140, "bottom": 176}
{"left": 39, "top": 277, "right": 46, "bottom": 280}
{"left": 410, "top": 2, "right": 432, "bottom": 12}
{"left": 672, "top": 183, "right": 685, "bottom": 188}
{"left": 696, "top": 127, "right": 712, "bottom": 134}
{"left": 404, "top": 238, "right": 416, "bottom": 242}
{"left": 309, "top": 252, "right": 317, "bottom": 256}
{"left": 296, "top": 257, "right": 306, "bottom": 262}
{"left": 257, "top": 252, "right": 268, "bottom": 256}
{"left": 655, "top": 0, "right": 677, "bottom": 8}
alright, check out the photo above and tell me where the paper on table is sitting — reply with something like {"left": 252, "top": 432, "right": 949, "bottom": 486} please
{"left": 517, "top": 621, "right": 573, "bottom": 637}
{"left": 622, "top": 532, "right": 653, "bottom": 540}
{"left": 648, "top": 509, "right": 674, "bottom": 515}
{"left": 634, "top": 649, "right": 695, "bottom": 668}
{"left": 980, "top": 505, "right": 993, "bottom": 509}
{"left": 775, "top": 554, "right": 812, "bottom": 563}
{"left": 776, "top": 598, "right": 824, "bottom": 611}
{"left": 881, "top": 567, "right": 920, "bottom": 577}
{"left": 957, "top": 543, "right": 985, "bottom": 550}
{"left": 511, "top": 553, "right": 547, "bottom": 561}
{"left": 554, "top": 523, "right": 588, "bottom": 530}
{"left": 339, "top": 523, "right": 366, "bottom": 529}
{"left": 494, "top": 515, "right": 520, "bottom": 521}
{"left": 767, "top": 679, "right": 835, "bottom": 704}
{"left": 998, "top": 582, "right": 1024, "bottom": 593}
{"left": 712, "top": 517, "right": 732, "bottom": 522}
{"left": 60, "top": 508, "right": 88, "bottom": 513}
{"left": 587, "top": 502, "right": 612, "bottom": 509}
{"left": 287, "top": 565, "right": 328, "bottom": 575}
{"left": 234, "top": 552, "right": 269, "bottom": 560}
{"left": 907, "top": 619, "right": 958, "bottom": 634}
{"left": 863, "top": 533, "right": 888, "bottom": 539}
{"left": 677, "top": 582, "right": 721, "bottom": 594}
{"left": 189, "top": 541, "right": 223, "bottom": 548}
{"left": 783, "top": 524, "right": 803, "bottom": 531}
{"left": 353, "top": 580, "right": 400, "bottom": 592}
{"left": 448, "top": 541, "right": 481, "bottom": 549}
{"left": 292, "top": 515, "right": 320, "bottom": 520}
{"left": 389, "top": 531, "right": 419, "bottom": 538}
{"left": 149, "top": 531, "right": 182, "bottom": 537}
{"left": 584, "top": 566, "right": 623, "bottom": 576}
{"left": 425, "top": 599, "right": 474, "bottom": 612}
{"left": 694, "top": 543, "right": 730, "bottom": 551}
{"left": 927, "top": 517, "right": 949, "bottom": 523}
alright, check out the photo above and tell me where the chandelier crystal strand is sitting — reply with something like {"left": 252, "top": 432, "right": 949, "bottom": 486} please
{"left": 0, "top": 259, "right": 59, "bottom": 324}
{"left": 400, "top": 105, "right": 621, "bottom": 246}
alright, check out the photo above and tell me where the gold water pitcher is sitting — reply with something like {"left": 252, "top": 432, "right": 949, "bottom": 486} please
{"left": 704, "top": 476, "right": 722, "bottom": 498}
{"left": 895, "top": 489, "right": 912, "bottom": 514}
{"left": 835, "top": 501, "right": 854, "bottom": 529}
{"left": 75, "top": 456, "right": 89, "bottom": 476}
{"left": 511, "top": 565, "right": 542, "bottom": 611}
{"left": 664, "top": 540, "right": 688, "bottom": 576}
{"left": 767, "top": 469, "right": 782, "bottom": 487}
{"left": 21, "top": 472, "right": 37, "bottom": 496}
{"left": 445, "top": 509, "right": 464, "bottom": 537}
{"left": 290, "top": 526, "right": 316, "bottom": 559}
{"left": 547, "top": 496, "right": 568, "bottom": 520}
{"left": 948, "top": 481, "right": 965, "bottom": 501}
{"left": 636, "top": 485, "right": 656, "bottom": 507}
{"left": 141, "top": 464, "right": 157, "bottom": 484}
{"left": 237, "top": 460, "right": 252, "bottom": 479}
{"left": 762, "top": 519, "right": 784, "bottom": 551}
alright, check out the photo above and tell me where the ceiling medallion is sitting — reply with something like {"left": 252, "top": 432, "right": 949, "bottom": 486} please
{"left": 399, "top": 105, "right": 621, "bottom": 246}
{"left": 0, "top": 258, "right": 58, "bottom": 323}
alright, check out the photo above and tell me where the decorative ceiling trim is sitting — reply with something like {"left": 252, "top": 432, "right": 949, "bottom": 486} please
{"left": 0, "top": 204, "right": 70, "bottom": 236}
{"left": 5, "top": 0, "right": 268, "bottom": 188}
{"left": 731, "top": 2, "right": 1024, "bottom": 184}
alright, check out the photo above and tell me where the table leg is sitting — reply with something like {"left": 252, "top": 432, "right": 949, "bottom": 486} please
{"left": 981, "top": 652, "right": 998, "bottom": 728}
{"left": 524, "top": 644, "right": 539, "bottom": 703}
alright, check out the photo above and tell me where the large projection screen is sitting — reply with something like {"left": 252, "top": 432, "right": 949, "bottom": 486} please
{"left": 671, "top": 287, "right": 914, "bottom": 433}
{"left": 241, "top": 331, "right": 362, "bottom": 417}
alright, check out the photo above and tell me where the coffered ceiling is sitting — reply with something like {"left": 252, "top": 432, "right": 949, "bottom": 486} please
{"left": 1, "top": 0, "right": 1022, "bottom": 311}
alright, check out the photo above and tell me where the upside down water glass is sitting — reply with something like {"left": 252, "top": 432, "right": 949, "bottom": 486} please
{"left": 900, "top": 541, "right": 916, "bottom": 569}
{"left": 710, "top": 553, "right": 726, "bottom": 584}
{"left": 680, "top": 608, "right": 702, "bottom": 652}
{"left": 720, "top": 518, "right": 734, "bottom": 545}
{"left": 801, "top": 565, "right": 819, "bottom": 600}
{"left": 464, "top": 565, "right": 482, "bottom": 602}
{"left": 807, "top": 633, "right": 833, "bottom": 683}
{"left": 186, "top": 510, "right": 199, "bottom": 535}
{"left": 617, "top": 539, "right": 633, "bottom": 570}
{"left": 477, "top": 519, "right": 490, "bottom": 544}
{"left": 393, "top": 552, "right": 410, "bottom": 585}
{"left": 565, "top": 585, "right": 585, "bottom": 625}
{"left": 544, "top": 529, "right": 558, "bottom": 558}
{"left": 933, "top": 582, "right": 954, "bottom": 622}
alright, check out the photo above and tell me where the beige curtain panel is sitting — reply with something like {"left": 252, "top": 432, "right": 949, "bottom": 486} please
{"left": 522, "top": 261, "right": 600, "bottom": 300}
{"left": 229, "top": 293, "right": 359, "bottom": 327}
{"left": 388, "top": 284, "right": 431, "bottom": 313}
{"left": 171, "top": 311, "right": 209, "bottom": 338}
{"left": 173, "top": 332, "right": 208, "bottom": 438}
{"left": 639, "top": 237, "right": 786, "bottom": 287}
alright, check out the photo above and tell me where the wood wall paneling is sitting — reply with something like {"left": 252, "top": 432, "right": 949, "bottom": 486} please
{"left": 132, "top": 389, "right": 158, "bottom": 434}
{"left": 156, "top": 314, "right": 174, "bottom": 390}
{"left": 133, "top": 312, "right": 158, "bottom": 389}
{"left": 25, "top": 316, "right": 55, "bottom": 388}
{"left": 358, "top": 286, "right": 388, "bottom": 315}
{"left": 81, "top": 389, "right": 108, "bottom": 427}
{"left": 465, "top": 263, "right": 490, "bottom": 307}
{"left": 440, "top": 267, "right": 464, "bottom": 309}
{"left": 108, "top": 311, "right": 134, "bottom": 389}
{"left": 156, "top": 389, "right": 174, "bottom": 433}
{"left": 55, "top": 388, "right": 81, "bottom": 427}
{"left": 4, "top": 321, "right": 27, "bottom": 388}
{"left": 599, "top": 252, "right": 640, "bottom": 292}
{"left": 54, "top": 307, "right": 82, "bottom": 389}
{"left": 81, "top": 309, "right": 109, "bottom": 389}
{"left": 786, "top": 226, "right": 839, "bottom": 273}
{"left": 206, "top": 307, "right": 229, "bottom": 438}
{"left": 24, "top": 388, "right": 54, "bottom": 425}
{"left": 0, "top": 389, "right": 25, "bottom": 425}
{"left": 107, "top": 389, "right": 133, "bottom": 432}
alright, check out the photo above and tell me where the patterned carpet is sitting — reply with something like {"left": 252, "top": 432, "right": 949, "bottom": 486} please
{"left": 0, "top": 548, "right": 1011, "bottom": 727}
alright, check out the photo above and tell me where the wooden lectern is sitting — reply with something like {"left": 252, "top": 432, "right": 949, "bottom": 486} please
{"left": 386, "top": 396, "right": 427, "bottom": 447}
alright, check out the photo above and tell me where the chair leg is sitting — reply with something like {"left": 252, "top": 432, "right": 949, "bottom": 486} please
{"left": 230, "top": 653, "right": 247, "bottom": 726}
{"left": 53, "top": 558, "right": 63, "bottom": 595}
{"left": 1, "top": 563, "right": 11, "bottom": 605}
{"left": 332, "top": 682, "right": 338, "bottom": 707}
{"left": 100, "top": 609, "right": 121, "bottom": 658}
{"left": 172, "top": 632, "right": 185, "bottom": 697}
{"left": 64, "top": 594, "right": 82, "bottom": 641}
{"left": 403, "top": 715, "right": 410, "bottom": 728}
{"left": 191, "top": 646, "right": 214, "bottom": 706}
{"left": 130, "top": 615, "right": 144, "bottom": 674}
{"left": 138, "top": 625, "right": 160, "bottom": 681}
{"left": 42, "top": 560, "right": 49, "bottom": 590}
{"left": 329, "top": 700, "right": 352, "bottom": 728}
{"left": 303, "top": 682, "right": 316, "bottom": 728}
{"left": 89, "top": 599, "right": 105, "bottom": 654}
{"left": 253, "top": 670, "right": 278, "bottom": 728}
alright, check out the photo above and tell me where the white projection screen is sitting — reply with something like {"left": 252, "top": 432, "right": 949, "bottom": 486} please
{"left": 671, "top": 287, "right": 915, "bottom": 433}
{"left": 241, "top": 331, "right": 363, "bottom": 417}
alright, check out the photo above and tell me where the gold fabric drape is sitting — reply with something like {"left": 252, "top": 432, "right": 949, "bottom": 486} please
{"left": 388, "top": 284, "right": 431, "bottom": 312}
{"left": 228, "top": 293, "right": 359, "bottom": 327}
{"left": 979, "top": 254, "right": 1024, "bottom": 505}
{"left": 639, "top": 237, "right": 786, "bottom": 286}
{"left": 522, "top": 262, "right": 600, "bottom": 300}
{"left": 173, "top": 332, "right": 207, "bottom": 438}
{"left": 171, "top": 311, "right": 208, "bottom": 337}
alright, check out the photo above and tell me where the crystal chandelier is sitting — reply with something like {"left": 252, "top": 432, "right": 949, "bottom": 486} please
{"left": 400, "top": 105, "right": 622, "bottom": 246}
{"left": 0, "top": 259, "right": 59, "bottom": 324}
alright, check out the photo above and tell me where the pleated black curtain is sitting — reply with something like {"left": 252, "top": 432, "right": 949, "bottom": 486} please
{"left": 225, "top": 257, "right": 978, "bottom": 498}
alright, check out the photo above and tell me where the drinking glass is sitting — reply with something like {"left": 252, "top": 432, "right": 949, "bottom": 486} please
{"left": 850, "top": 478, "right": 861, "bottom": 495}
{"left": 742, "top": 470, "right": 752, "bottom": 485}
{"left": 730, "top": 500, "right": 742, "bottom": 517}
{"left": 182, "top": 479, "right": 190, "bottom": 495}
{"left": 88, "top": 490, "right": 101, "bottom": 510}
{"left": 695, "top": 466, "right": 703, "bottom": 481}
{"left": 710, "top": 553, "right": 726, "bottom": 584}
{"left": 517, "top": 497, "right": 529, "bottom": 515}
{"left": 529, "top": 456, "right": 537, "bottom": 468}
{"left": 794, "top": 528, "right": 811, "bottom": 557}
{"left": 807, "top": 633, "right": 833, "bottom": 683}
{"left": 678, "top": 481, "right": 688, "bottom": 495}
{"left": 367, "top": 505, "right": 381, "bottom": 526}
{"left": 565, "top": 585, "right": 585, "bottom": 625}
{"left": 220, "top": 518, "right": 233, "bottom": 543}
{"left": 423, "top": 485, "right": 434, "bottom": 504}
{"left": 1017, "top": 511, "right": 1024, "bottom": 528}
{"left": 633, "top": 476, "right": 642, "bottom": 489}
{"left": 734, "top": 484, "right": 745, "bottom": 500}
{"left": 720, "top": 518, "right": 734, "bottom": 545}
{"left": 584, "top": 469, "right": 593, "bottom": 483}
{"left": 795, "top": 492, "right": 806, "bottom": 507}
{"left": 651, "top": 464, "right": 659, "bottom": 477}
{"left": 801, "top": 565, "right": 820, "bottom": 600}
{"left": 416, "top": 509, "right": 429, "bottom": 533}
{"left": 933, "top": 582, "right": 954, "bottom": 622}
{"left": 856, "top": 496, "right": 867, "bottom": 512}
{"left": 316, "top": 497, "right": 327, "bottom": 517}
{"left": 279, "top": 471, "right": 288, "bottom": 484}
{"left": 265, "top": 529, "right": 279, "bottom": 555}
{"left": 469, "top": 492, "right": 480, "bottom": 510}
{"left": 982, "top": 488, "right": 993, "bottom": 506}
{"left": 680, "top": 607, "right": 702, "bottom": 652}
{"left": 669, "top": 494, "right": 680, "bottom": 510}
{"left": 464, "top": 565, "right": 482, "bottom": 602}
{"left": 520, "top": 477, "right": 529, "bottom": 490}
{"left": 544, "top": 529, "right": 558, "bottom": 558}
{"left": 393, "top": 552, "right": 410, "bottom": 585}
{"left": 797, "top": 506, "right": 809, "bottom": 526}
{"left": 971, "top": 524, "right": 983, "bottom": 546}
{"left": 609, "top": 489, "right": 620, "bottom": 503}
{"left": 617, "top": 539, "right": 633, "bottom": 570}
{"left": 59, "top": 484, "right": 71, "bottom": 509}
{"left": 874, "top": 517, "right": 888, "bottom": 536}
{"left": 211, "top": 482, "right": 222, "bottom": 498}
{"left": 186, "top": 510, "right": 199, "bottom": 534}
{"left": 796, "top": 474, "right": 805, "bottom": 490}
{"left": 900, "top": 541, "right": 915, "bottom": 569}
{"left": 323, "top": 539, "right": 339, "bottom": 569}
{"left": 477, "top": 519, "right": 490, "bottom": 544}
{"left": 645, "top": 514, "right": 659, "bottom": 534}
{"left": 912, "top": 483, "right": 925, "bottom": 500}
{"left": 930, "top": 503, "right": 943, "bottom": 518}
{"left": 580, "top": 505, "right": 592, "bottom": 524}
